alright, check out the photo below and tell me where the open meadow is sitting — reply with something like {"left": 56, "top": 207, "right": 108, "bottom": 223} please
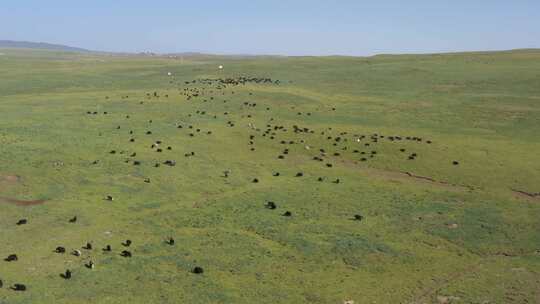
{"left": 1, "top": 48, "right": 539, "bottom": 303}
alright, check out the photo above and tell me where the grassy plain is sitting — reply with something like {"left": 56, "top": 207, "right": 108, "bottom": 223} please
{"left": 0, "top": 48, "right": 539, "bottom": 303}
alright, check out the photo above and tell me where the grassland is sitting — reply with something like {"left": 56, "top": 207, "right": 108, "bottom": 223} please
{"left": 0, "top": 48, "right": 539, "bottom": 304}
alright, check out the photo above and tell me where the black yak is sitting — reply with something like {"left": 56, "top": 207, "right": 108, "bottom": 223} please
{"left": 5, "top": 254, "right": 18, "bottom": 262}
{"left": 11, "top": 284, "right": 26, "bottom": 291}
{"left": 266, "top": 202, "right": 277, "bottom": 209}
{"left": 354, "top": 214, "right": 364, "bottom": 221}
{"left": 16, "top": 219, "right": 27, "bottom": 225}
{"left": 61, "top": 270, "right": 72, "bottom": 279}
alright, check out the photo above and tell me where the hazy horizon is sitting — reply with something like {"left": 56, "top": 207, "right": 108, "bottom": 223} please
{"left": 1, "top": 1, "right": 539, "bottom": 56}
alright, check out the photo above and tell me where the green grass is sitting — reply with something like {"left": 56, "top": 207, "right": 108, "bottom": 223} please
{"left": 0, "top": 48, "right": 539, "bottom": 303}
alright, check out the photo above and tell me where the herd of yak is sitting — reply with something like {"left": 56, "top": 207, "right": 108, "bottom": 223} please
{"left": 1, "top": 74, "right": 459, "bottom": 294}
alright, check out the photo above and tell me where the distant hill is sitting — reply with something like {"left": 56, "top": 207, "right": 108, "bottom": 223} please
{"left": 0, "top": 40, "right": 91, "bottom": 52}
{"left": 1, "top": 40, "right": 538, "bottom": 57}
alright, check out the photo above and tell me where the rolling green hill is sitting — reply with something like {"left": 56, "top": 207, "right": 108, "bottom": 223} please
{"left": 0, "top": 48, "right": 539, "bottom": 304}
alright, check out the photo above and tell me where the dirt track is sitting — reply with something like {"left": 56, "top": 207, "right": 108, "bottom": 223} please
{"left": 0, "top": 196, "right": 47, "bottom": 206}
{"left": 511, "top": 188, "right": 540, "bottom": 201}
{"left": 0, "top": 174, "right": 46, "bottom": 206}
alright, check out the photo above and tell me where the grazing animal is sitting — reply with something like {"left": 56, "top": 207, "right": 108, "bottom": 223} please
{"left": 166, "top": 237, "right": 175, "bottom": 245}
{"left": 266, "top": 202, "right": 277, "bottom": 210}
{"left": 282, "top": 211, "right": 292, "bottom": 217}
{"left": 252, "top": 178, "right": 259, "bottom": 183}
{"left": 16, "top": 219, "right": 27, "bottom": 225}
{"left": 83, "top": 243, "right": 92, "bottom": 250}
{"left": 164, "top": 160, "right": 176, "bottom": 166}
{"left": 106, "top": 195, "right": 114, "bottom": 201}
{"left": 273, "top": 172, "right": 280, "bottom": 176}
{"left": 85, "top": 261, "right": 95, "bottom": 269}
{"left": 72, "top": 250, "right": 82, "bottom": 257}
{"left": 192, "top": 266, "right": 204, "bottom": 274}
{"left": 333, "top": 179, "right": 341, "bottom": 184}
{"left": 11, "top": 284, "right": 26, "bottom": 291}
{"left": 5, "top": 254, "right": 18, "bottom": 262}
{"left": 223, "top": 170, "right": 231, "bottom": 178}
{"left": 0, "top": 279, "right": 2, "bottom": 288}
{"left": 103, "top": 245, "right": 112, "bottom": 252}
{"left": 69, "top": 216, "right": 77, "bottom": 223}
{"left": 120, "top": 250, "right": 132, "bottom": 258}
{"left": 453, "top": 161, "right": 459, "bottom": 165}
{"left": 55, "top": 247, "right": 66, "bottom": 253}
{"left": 295, "top": 172, "right": 304, "bottom": 177}
{"left": 61, "top": 270, "right": 72, "bottom": 279}
{"left": 354, "top": 214, "right": 364, "bottom": 221}
{"left": 122, "top": 240, "right": 132, "bottom": 247}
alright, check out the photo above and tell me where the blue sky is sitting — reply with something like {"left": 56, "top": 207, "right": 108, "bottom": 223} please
{"left": 1, "top": 0, "right": 539, "bottom": 55}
